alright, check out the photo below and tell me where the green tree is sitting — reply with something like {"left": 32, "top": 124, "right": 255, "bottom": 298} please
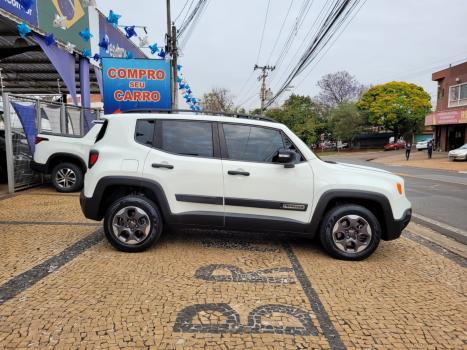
{"left": 265, "top": 94, "right": 318, "bottom": 145}
{"left": 357, "top": 81, "right": 432, "bottom": 139}
{"left": 329, "top": 103, "right": 364, "bottom": 145}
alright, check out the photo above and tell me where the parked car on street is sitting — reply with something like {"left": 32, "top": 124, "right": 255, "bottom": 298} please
{"left": 31, "top": 122, "right": 104, "bottom": 192}
{"left": 448, "top": 144, "right": 467, "bottom": 161}
{"left": 384, "top": 140, "right": 406, "bottom": 151}
{"left": 416, "top": 139, "right": 432, "bottom": 151}
{"left": 80, "top": 112, "right": 412, "bottom": 261}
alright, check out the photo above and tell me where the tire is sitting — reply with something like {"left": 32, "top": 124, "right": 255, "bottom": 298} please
{"left": 104, "top": 195, "right": 163, "bottom": 252}
{"left": 319, "top": 204, "right": 381, "bottom": 261}
{"left": 51, "top": 162, "right": 83, "bottom": 193}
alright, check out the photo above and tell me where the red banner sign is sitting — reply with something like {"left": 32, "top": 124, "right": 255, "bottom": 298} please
{"left": 425, "top": 109, "right": 467, "bottom": 125}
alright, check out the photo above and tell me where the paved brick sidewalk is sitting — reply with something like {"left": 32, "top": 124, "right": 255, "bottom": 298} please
{"left": 0, "top": 188, "right": 465, "bottom": 349}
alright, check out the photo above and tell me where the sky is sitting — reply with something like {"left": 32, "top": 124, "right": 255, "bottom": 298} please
{"left": 96, "top": 0, "right": 467, "bottom": 110}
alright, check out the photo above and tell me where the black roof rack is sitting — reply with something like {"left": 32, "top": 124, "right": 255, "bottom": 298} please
{"left": 123, "top": 108, "right": 278, "bottom": 123}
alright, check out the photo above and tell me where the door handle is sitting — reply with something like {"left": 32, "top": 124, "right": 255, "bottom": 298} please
{"left": 152, "top": 163, "right": 174, "bottom": 169}
{"left": 228, "top": 170, "right": 250, "bottom": 176}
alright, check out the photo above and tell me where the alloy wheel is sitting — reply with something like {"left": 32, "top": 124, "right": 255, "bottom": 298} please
{"left": 55, "top": 168, "right": 77, "bottom": 189}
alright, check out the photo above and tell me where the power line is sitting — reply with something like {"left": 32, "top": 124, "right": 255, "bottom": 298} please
{"left": 234, "top": 71, "right": 255, "bottom": 103}
{"left": 179, "top": 0, "right": 195, "bottom": 28}
{"left": 256, "top": 0, "right": 272, "bottom": 64}
{"left": 272, "top": 0, "right": 314, "bottom": 70}
{"left": 264, "top": 0, "right": 363, "bottom": 108}
{"left": 236, "top": 0, "right": 273, "bottom": 104}
{"left": 179, "top": 5, "right": 206, "bottom": 47}
{"left": 266, "top": 0, "right": 295, "bottom": 65}
{"left": 294, "top": 0, "right": 367, "bottom": 90}
{"left": 174, "top": 0, "right": 190, "bottom": 23}
{"left": 178, "top": 0, "right": 208, "bottom": 38}
{"left": 270, "top": 0, "right": 332, "bottom": 87}
{"left": 273, "top": 0, "right": 365, "bottom": 109}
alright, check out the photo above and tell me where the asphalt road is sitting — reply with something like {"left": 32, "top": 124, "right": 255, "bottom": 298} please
{"left": 325, "top": 155, "right": 467, "bottom": 242}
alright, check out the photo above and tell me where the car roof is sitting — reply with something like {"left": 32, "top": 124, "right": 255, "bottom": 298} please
{"left": 102, "top": 112, "right": 285, "bottom": 129}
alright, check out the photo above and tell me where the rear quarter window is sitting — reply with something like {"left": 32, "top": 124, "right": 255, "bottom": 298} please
{"left": 135, "top": 119, "right": 156, "bottom": 147}
{"left": 94, "top": 120, "right": 108, "bottom": 143}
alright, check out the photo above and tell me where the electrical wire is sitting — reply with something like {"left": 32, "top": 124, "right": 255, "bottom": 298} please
{"left": 174, "top": 0, "right": 191, "bottom": 24}
{"left": 178, "top": 0, "right": 208, "bottom": 38}
{"left": 265, "top": 0, "right": 363, "bottom": 108}
{"left": 270, "top": 0, "right": 333, "bottom": 86}
{"left": 236, "top": 0, "right": 273, "bottom": 105}
{"left": 179, "top": 0, "right": 195, "bottom": 29}
{"left": 256, "top": 0, "right": 272, "bottom": 64}
{"left": 272, "top": 0, "right": 314, "bottom": 70}
{"left": 293, "top": 0, "right": 367, "bottom": 90}
{"left": 265, "top": 0, "right": 295, "bottom": 65}
{"left": 238, "top": 0, "right": 310, "bottom": 107}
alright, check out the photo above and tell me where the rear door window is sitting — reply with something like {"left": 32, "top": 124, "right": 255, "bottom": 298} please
{"left": 160, "top": 120, "right": 214, "bottom": 158}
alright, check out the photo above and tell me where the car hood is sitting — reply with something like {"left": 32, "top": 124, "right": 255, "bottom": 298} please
{"left": 449, "top": 149, "right": 467, "bottom": 154}
{"left": 325, "top": 161, "right": 392, "bottom": 175}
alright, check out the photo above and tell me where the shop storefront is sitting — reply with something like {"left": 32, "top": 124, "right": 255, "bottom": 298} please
{"left": 425, "top": 110, "right": 467, "bottom": 151}
{"left": 426, "top": 62, "right": 467, "bottom": 151}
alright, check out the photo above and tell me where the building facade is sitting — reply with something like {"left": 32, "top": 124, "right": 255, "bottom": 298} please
{"left": 426, "top": 62, "right": 467, "bottom": 151}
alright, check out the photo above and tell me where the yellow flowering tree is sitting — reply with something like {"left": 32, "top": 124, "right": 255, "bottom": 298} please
{"left": 357, "top": 81, "right": 432, "bottom": 139}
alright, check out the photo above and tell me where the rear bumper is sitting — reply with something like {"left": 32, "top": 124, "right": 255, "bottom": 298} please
{"left": 80, "top": 191, "right": 101, "bottom": 221}
{"left": 384, "top": 208, "right": 412, "bottom": 241}
{"left": 30, "top": 161, "right": 47, "bottom": 173}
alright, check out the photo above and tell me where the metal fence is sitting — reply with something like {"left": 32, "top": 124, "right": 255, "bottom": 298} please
{"left": 1, "top": 93, "right": 102, "bottom": 193}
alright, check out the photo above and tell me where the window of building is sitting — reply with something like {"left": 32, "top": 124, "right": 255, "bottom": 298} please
{"left": 161, "top": 120, "right": 214, "bottom": 158}
{"left": 448, "top": 83, "right": 467, "bottom": 107}
{"left": 222, "top": 124, "right": 286, "bottom": 163}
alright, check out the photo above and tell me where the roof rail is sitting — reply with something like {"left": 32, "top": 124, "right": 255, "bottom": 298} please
{"left": 123, "top": 108, "right": 278, "bottom": 123}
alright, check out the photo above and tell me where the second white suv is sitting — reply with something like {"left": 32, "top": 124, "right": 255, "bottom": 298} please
{"left": 80, "top": 112, "right": 412, "bottom": 260}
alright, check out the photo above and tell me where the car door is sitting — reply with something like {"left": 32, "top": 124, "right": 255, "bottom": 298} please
{"left": 142, "top": 119, "right": 224, "bottom": 226}
{"left": 220, "top": 122, "right": 314, "bottom": 232}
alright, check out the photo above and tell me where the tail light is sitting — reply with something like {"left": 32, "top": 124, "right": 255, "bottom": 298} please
{"left": 88, "top": 150, "right": 99, "bottom": 168}
{"left": 35, "top": 136, "right": 49, "bottom": 144}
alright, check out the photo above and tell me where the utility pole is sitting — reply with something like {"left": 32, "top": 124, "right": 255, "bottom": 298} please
{"left": 171, "top": 23, "right": 178, "bottom": 109}
{"left": 166, "top": 0, "right": 178, "bottom": 109}
{"left": 254, "top": 64, "right": 275, "bottom": 112}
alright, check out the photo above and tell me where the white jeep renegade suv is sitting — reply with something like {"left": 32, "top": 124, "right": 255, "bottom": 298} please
{"left": 80, "top": 112, "right": 412, "bottom": 260}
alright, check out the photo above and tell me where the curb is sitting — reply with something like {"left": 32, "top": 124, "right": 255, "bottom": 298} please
{"left": 411, "top": 214, "right": 467, "bottom": 245}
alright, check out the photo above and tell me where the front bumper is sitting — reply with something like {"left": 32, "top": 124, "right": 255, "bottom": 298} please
{"left": 448, "top": 154, "right": 467, "bottom": 160}
{"left": 384, "top": 208, "right": 412, "bottom": 241}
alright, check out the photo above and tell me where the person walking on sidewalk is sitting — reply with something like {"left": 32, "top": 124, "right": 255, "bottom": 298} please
{"left": 427, "top": 139, "right": 433, "bottom": 159}
{"left": 405, "top": 142, "right": 412, "bottom": 160}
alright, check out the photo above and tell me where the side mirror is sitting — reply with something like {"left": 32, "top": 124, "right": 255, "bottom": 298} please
{"left": 276, "top": 149, "right": 297, "bottom": 168}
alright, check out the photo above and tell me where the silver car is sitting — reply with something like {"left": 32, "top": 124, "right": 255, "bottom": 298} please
{"left": 448, "top": 144, "right": 467, "bottom": 161}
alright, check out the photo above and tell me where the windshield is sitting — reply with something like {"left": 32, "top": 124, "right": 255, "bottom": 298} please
{"left": 460, "top": 144, "right": 467, "bottom": 149}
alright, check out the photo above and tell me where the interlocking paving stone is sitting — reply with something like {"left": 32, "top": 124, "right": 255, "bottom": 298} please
{"left": 0, "top": 193, "right": 93, "bottom": 223}
{"left": 292, "top": 237, "right": 467, "bottom": 349}
{"left": 0, "top": 188, "right": 465, "bottom": 349}
{"left": 0, "top": 224, "right": 99, "bottom": 286}
{"left": 0, "top": 233, "right": 330, "bottom": 349}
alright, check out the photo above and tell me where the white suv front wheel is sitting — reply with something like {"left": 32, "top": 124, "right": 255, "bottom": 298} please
{"left": 320, "top": 204, "right": 381, "bottom": 260}
{"left": 104, "top": 195, "right": 163, "bottom": 252}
